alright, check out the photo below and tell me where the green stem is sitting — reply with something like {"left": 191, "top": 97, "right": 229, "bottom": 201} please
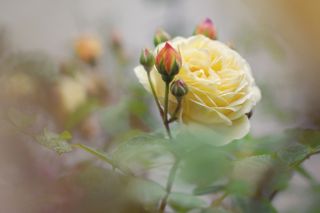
{"left": 147, "top": 72, "right": 164, "bottom": 117}
{"left": 211, "top": 192, "right": 228, "bottom": 207}
{"left": 72, "top": 144, "right": 133, "bottom": 176}
{"left": 290, "top": 150, "right": 320, "bottom": 168}
{"left": 168, "top": 97, "right": 182, "bottom": 123}
{"left": 296, "top": 165, "right": 317, "bottom": 184}
{"left": 163, "top": 81, "right": 172, "bottom": 138}
{"left": 159, "top": 158, "right": 180, "bottom": 213}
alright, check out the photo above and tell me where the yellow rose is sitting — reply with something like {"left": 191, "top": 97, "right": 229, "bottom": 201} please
{"left": 135, "top": 35, "right": 261, "bottom": 143}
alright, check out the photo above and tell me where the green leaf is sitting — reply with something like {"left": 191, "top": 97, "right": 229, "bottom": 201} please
{"left": 232, "top": 155, "right": 273, "bottom": 195}
{"left": 269, "top": 168, "right": 291, "bottom": 193}
{"left": 36, "top": 129, "right": 73, "bottom": 155}
{"left": 294, "top": 129, "right": 320, "bottom": 152}
{"left": 193, "top": 185, "right": 225, "bottom": 196}
{"left": 233, "top": 155, "right": 273, "bottom": 181}
{"left": 59, "top": 131, "right": 72, "bottom": 141}
{"left": 99, "top": 100, "right": 130, "bottom": 135}
{"left": 231, "top": 133, "right": 288, "bottom": 156}
{"left": 171, "top": 128, "right": 234, "bottom": 156}
{"left": 234, "top": 129, "right": 320, "bottom": 168}
{"left": 65, "top": 98, "right": 99, "bottom": 129}
{"left": 277, "top": 142, "right": 310, "bottom": 165}
{"left": 253, "top": 199, "right": 276, "bottom": 213}
{"left": 233, "top": 197, "right": 278, "bottom": 213}
{"left": 179, "top": 145, "right": 232, "bottom": 187}
{"left": 126, "top": 178, "right": 165, "bottom": 209}
{"left": 168, "top": 192, "right": 207, "bottom": 212}
{"left": 112, "top": 133, "right": 172, "bottom": 173}
{"left": 226, "top": 180, "right": 252, "bottom": 196}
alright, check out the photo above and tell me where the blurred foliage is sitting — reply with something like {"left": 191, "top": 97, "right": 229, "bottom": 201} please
{"left": 1, "top": 1, "right": 320, "bottom": 210}
{"left": 5, "top": 52, "right": 58, "bottom": 82}
{"left": 33, "top": 125, "right": 319, "bottom": 213}
{"left": 36, "top": 129, "right": 73, "bottom": 155}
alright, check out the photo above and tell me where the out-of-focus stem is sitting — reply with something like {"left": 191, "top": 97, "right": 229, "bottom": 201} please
{"left": 211, "top": 192, "right": 228, "bottom": 207}
{"left": 168, "top": 97, "right": 182, "bottom": 123}
{"left": 163, "top": 81, "right": 172, "bottom": 138}
{"left": 159, "top": 158, "right": 180, "bottom": 213}
{"left": 147, "top": 71, "right": 164, "bottom": 117}
{"left": 72, "top": 144, "right": 133, "bottom": 176}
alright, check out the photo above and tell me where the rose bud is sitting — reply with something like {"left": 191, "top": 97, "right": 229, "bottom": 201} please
{"left": 194, "top": 18, "right": 217, "bottom": 40}
{"left": 155, "top": 42, "right": 182, "bottom": 82}
{"left": 171, "top": 79, "right": 188, "bottom": 98}
{"left": 74, "top": 35, "right": 102, "bottom": 66}
{"left": 139, "top": 48, "right": 155, "bottom": 72}
{"left": 111, "top": 30, "right": 122, "bottom": 51}
{"left": 153, "top": 29, "right": 171, "bottom": 47}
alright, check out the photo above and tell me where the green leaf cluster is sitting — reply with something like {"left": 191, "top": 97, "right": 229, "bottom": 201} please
{"left": 36, "top": 129, "right": 73, "bottom": 155}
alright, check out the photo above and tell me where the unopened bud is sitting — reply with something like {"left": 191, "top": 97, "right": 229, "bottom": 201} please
{"left": 155, "top": 43, "right": 182, "bottom": 83}
{"left": 153, "top": 29, "right": 171, "bottom": 47}
{"left": 171, "top": 79, "right": 188, "bottom": 98}
{"left": 194, "top": 18, "right": 217, "bottom": 40}
{"left": 111, "top": 30, "right": 122, "bottom": 51}
{"left": 140, "top": 48, "right": 155, "bottom": 72}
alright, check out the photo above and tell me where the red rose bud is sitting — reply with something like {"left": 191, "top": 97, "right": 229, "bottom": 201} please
{"left": 171, "top": 79, "right": 188, "bottom": 98}
{"left": 155, "top": 42, "right": 182, "bottom": 82}
{"left": 139, "top": 48, "right": 155, "bottom": 72}
{"left": 153, "top": 29, "right": 171, "bottom": 47}
{"left": 194, "top": 18, "right": 217, "bottom": 40}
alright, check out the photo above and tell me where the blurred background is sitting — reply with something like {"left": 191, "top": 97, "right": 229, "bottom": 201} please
{"left": 0, "top": 0, "right": 319, "bottom": 212}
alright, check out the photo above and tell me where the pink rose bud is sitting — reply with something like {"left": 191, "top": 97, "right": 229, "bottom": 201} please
{"left": 139, "top": 48, "right": 155, "bottom": 72}
{"left": 153, "top": 29, "right": 171, "bottom": 47}
{"left": 171, "top": 79, "right": 188, "bottom": 98}
{"left": 194, "top": 18, "right": 217, "bottom": 40}
{"left": 155, "top": 42, "right": 182, "bottom": 82}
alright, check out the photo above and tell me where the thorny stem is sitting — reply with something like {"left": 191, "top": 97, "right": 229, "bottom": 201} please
{"left": 290, "top": 150, "right": 320, "bottom": 169}
{"left": 211, "top": 192, "right": 228, "bottom": 207}
{"left": 147, "top": 71, "right": 164, "bottom": 117}
{"left": 159, "top": 158, "right": 180, "bottom": 213}
{"left": 168, "top": 97, "right": 182, "bottom": 123}
{"left": 72, "top": 144, "right": 134, "bottom": 176}
{"left": 163, "top": 81, "right": 172, "bottom": 138}
{"left": 146, "top": 72, "right": 172, "bottom": 138}
{"left": 158, "top": 82, "right": 181, "bottom": 212}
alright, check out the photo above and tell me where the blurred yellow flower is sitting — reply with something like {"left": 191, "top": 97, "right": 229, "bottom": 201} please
{"left": 135, "top": 35, "right": 261, "bottom": 143}
{"left": 56, "top": 76, "right": 87, "bottom": 113}
{"left": 74, "top": 35, "right": 102, "bottom": 64}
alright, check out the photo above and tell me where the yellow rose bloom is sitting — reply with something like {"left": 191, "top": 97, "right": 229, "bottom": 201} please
{"left": 135, "top": 35, "right": 261, "bottom": 143}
